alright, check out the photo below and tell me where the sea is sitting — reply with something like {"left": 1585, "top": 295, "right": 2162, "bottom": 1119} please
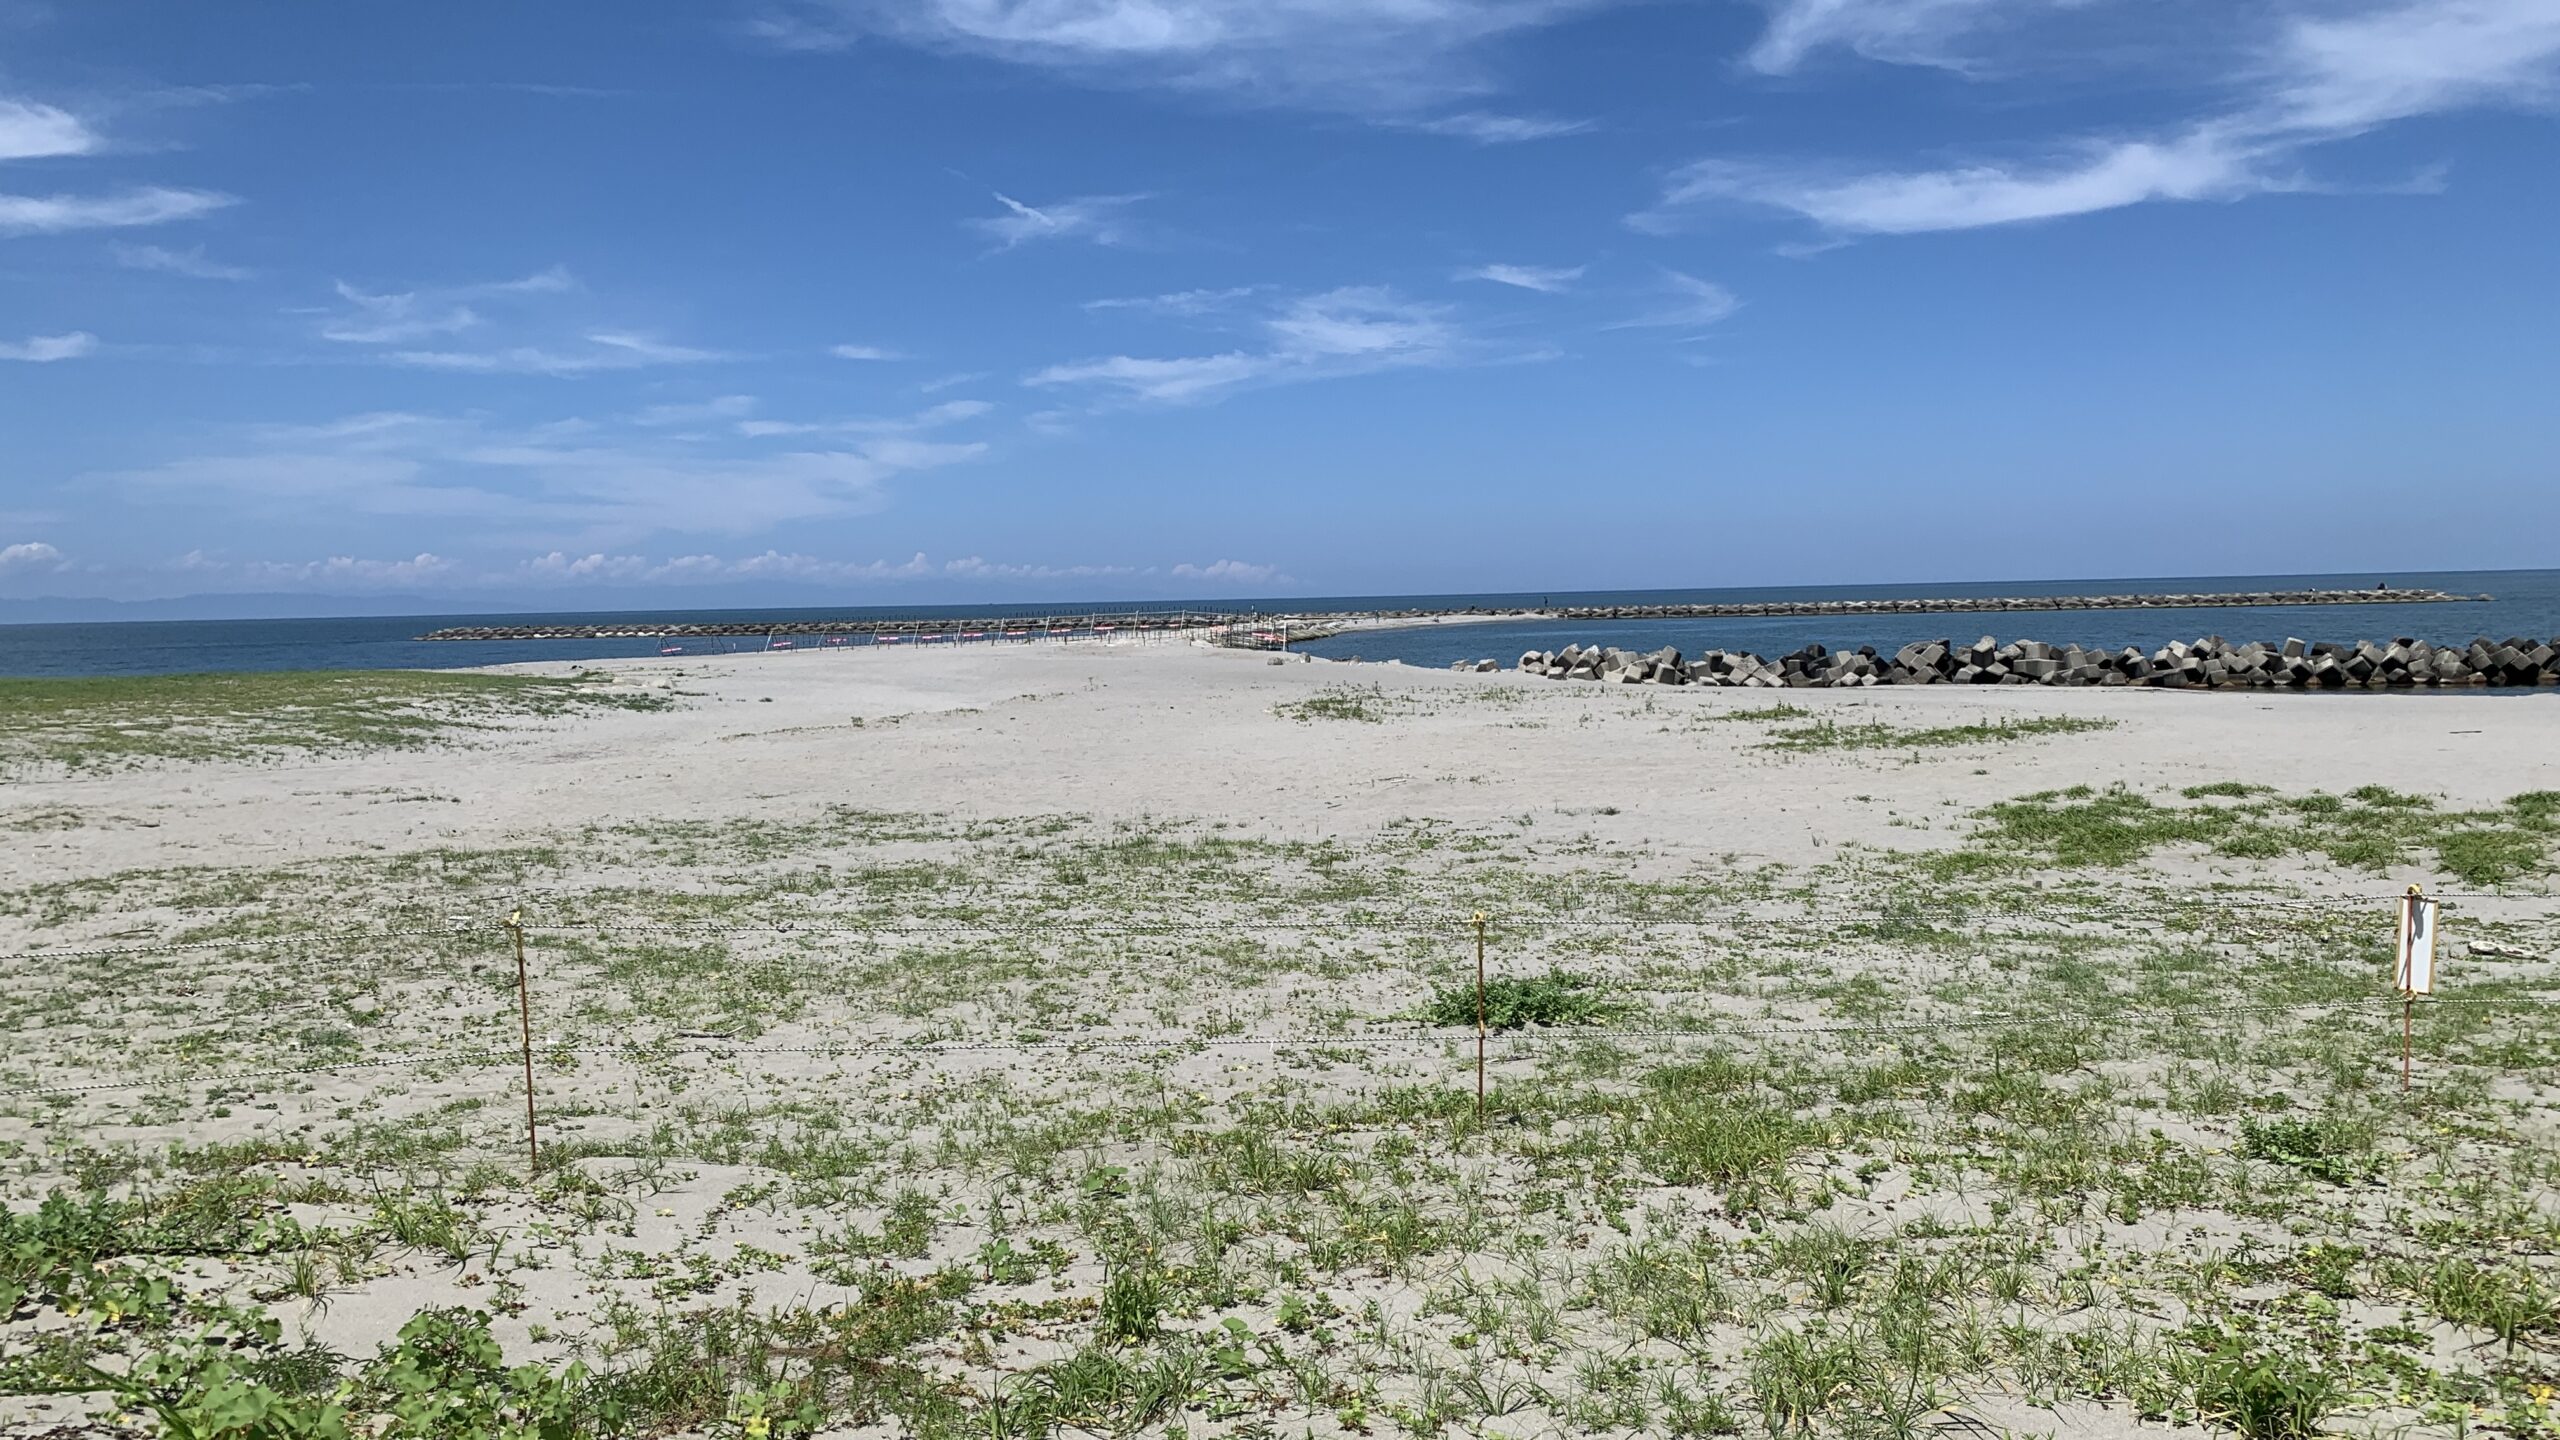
{"left": 3, "top": 569, "right": 2557, "bottom": 680}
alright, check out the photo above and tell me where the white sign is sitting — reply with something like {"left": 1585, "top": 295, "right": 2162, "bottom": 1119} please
{"left": 2395, "top": 895, "right": 2439, "bottom": 995}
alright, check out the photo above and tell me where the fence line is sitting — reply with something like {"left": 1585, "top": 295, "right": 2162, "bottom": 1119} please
{"left": 4, "top": 990, "right": 2547, "bottom": 1104}
{"left": 3, "top": 888, "right": 2531, "bottom": 965}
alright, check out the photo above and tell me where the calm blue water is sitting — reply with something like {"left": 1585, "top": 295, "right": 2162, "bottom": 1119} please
{"left": 1, "top": 570, "right": 2554, "bottom": 679}
{"left": 1300, "top": 569, "right": 2560, "bottom": 671}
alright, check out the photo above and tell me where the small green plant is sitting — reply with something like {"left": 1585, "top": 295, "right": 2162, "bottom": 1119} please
{"left": 2194, "top": 1345, "right": 2340, "bottom": 1440}
{"left": 1098, "top": 1264, "right": 1168, "bottom": 1345}
{"left": 1420, "top": 972, "right": 1621, "bottom": 1029}
{"left": 2240, "top": 1116, "right": 2375, "bottom": 1186}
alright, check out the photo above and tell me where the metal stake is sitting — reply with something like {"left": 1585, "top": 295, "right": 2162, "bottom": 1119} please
{"left": 1473, "top": 912, "right": 1488, "bottom": 1125}
{"left": 506, "top": 907, "right": 540, "bottom": 1177}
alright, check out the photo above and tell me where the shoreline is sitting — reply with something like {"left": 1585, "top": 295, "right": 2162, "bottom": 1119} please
{"left": 409, "top": 587, "right": 2486, "bottom": 644}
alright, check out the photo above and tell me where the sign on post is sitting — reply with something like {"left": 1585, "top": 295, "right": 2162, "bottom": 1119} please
{"left": 2395, "top": 889, "right": 2439, "bottom": 995}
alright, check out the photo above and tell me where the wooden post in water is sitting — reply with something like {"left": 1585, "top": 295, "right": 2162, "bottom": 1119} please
{"left": 505, "top": 908, "right": 540, "bottom": 1178}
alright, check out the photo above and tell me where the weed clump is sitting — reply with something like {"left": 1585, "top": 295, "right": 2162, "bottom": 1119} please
{"left": 1273, "top": 684, "right": 1393, "bottom": 723}
{"left": 1420, "top": 972, "right": 1621, "bottom": 1029}
{"left": 1760, "top": 714, "right": 2115, "bottom": 753}
{"left": 2194, "top": 1345, "right": 2341, "bottom": 1440}
{"left": 2240, "top": 1115, "right": 2376, "bottom": 1186}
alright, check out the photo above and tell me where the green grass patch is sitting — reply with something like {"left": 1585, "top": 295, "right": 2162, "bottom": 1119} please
{"left": 1931, "top": 782, "right": 2560, "bottom": 885}
{"left": 0, "top": 669, "right": 671, "bottom": 774}
{"left": 1759, "top": 714, "right": 2115, "bottom": 753}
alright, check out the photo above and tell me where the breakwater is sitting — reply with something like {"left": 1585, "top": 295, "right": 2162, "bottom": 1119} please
{"left": 1498, "top": 634, "right": 2560, "bottom": 689}
{"left": 416, "top": 587, "right": 2480, "bottom": 643}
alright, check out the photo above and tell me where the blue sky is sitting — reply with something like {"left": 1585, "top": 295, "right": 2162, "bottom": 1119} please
{"left": 2, "top": 0, "right": 2555, "bottom": 609}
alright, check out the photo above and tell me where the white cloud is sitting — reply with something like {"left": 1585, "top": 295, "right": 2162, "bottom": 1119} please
{"left": 1084, "top": 285, "right": 1265, "bottom": 314}
{"left": 749, "top": 0, "right": 1606, "bottom": 115}
{"left": 1028, "top": 352, "right": 1267, "bottom": 404}
{"left": 829, "top": 342, "right": 904, "bottom": 360}
{"left": 1646, "top": 132, "right": 2262, "bottom": 234}
{"left": 110, "top": 241, "right": 254, "bottom": 280}
{"left": 970, "top": 191, "right": 1148, "bottom": 249}
{"left": 231, "top": 553, "right": 457, "bottom": 589}
{"left": 1403, "top": 110, "right": 1592, "bottom": 142}
{"left": 734, "top": 399, "right": 993, "bottom": 438}
{"left": 1657, "top": 0, "right": 2560, "bottom": 237}
{"left": 1169, "top": 558, "right": 1285, "bottom": 583}
{"left": 98, "top": 407, "right": 990, "bottom": 549}
{"left": 0, "top": 186, "right": 235, "bottom": 235}
{"left": 320, "top": 281, "right": 481, "bottom": 344}
{"left": 2268, "top": 0, "right": 2560, "bottom": 133}
{"left": 1605, "top": 270, "right": 1743, "bottom": 329}
{"left": 508, "top": 548, "right": 1288, "bottom": 588}
{"left": 303, "top": 268, "right": 697, "bottom": 373}
{"left": 0, "top": 540, "right": 66, "bottom": 573}
{"left": 1030, "top": 285, "right": 1482, "bottom": 405}
{"left": 0, "top": 330, "right": 96, "bottom": 361}
{"left": 631, "top": 395, "right": 759, "bottom": 427}
{"left": 389, "top": 333, "right": 731, "bottom": 376}
{"left": 1457, "top": 262, "right": 1584, "bottom": 292}
{"left": 0, "top": 98, "right": 98, "bottom": 161}
{"left": 1743, "top": 0, "right": 2060, "bottom": 75}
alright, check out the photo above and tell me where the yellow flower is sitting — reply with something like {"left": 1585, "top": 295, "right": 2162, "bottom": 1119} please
{"left": 744, "top": 1418, "right": 772, "bottom": 1438}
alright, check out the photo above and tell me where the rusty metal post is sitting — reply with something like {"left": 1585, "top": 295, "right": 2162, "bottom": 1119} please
{"left": 1474, "top": 912, "right": 1488, "bottom": 1125}
{"left": 506, "top": 908, "right": 540, "bottom": 1177}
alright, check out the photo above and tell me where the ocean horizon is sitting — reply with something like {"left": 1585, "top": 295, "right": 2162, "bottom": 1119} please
{"left": 4, "top": 567, "right": 2557, "bottom": 679}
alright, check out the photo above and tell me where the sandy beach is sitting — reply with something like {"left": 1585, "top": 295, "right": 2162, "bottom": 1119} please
{"left": 9, "top": 641, "right": 2555, "bottom": 890}
{"left": 4, "top": 645, "right": 2557, "bottom": 1438}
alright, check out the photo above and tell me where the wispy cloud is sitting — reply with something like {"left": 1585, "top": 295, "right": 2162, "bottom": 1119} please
{"left": 1084, "top": 285, "right": 1265, "bottom": 315}
{"left": 735, "top": 399, "right": 993, "bottom": 438}
{"left": 314, "top": 267, "right": 578, "bottom": 343}
{"left": 98, "top": 405, "right": 989, "bottom": 548}
{"left": 388, "top": 333, "right": 732, "bottom": 376}
{"left": 1649, "top": 0, "right": 2560, "bottom": 237}
{"left": 0, "top": 186, "right": 235, "bottom": 235}
{"left": 970, "top": 191, "right": 1147, "bottom": 250}
{"left": 110, "top": 241, "right": 254, "bottom": 280}
{"left": 1457, "top": 262, "right": 1584, "bottom": 293}
{"left": 630, "top": 395, "right": 758, "bottom": 427}
{"left": 1743, "top": 0, "right": 2058, "bottom": 75}
{"left": 321, "top": 281, "right": 482, "bottom": 343}
{"left": 0, "top": 330, "right": 96, "bottom": 361}
{"left": 302, "top": 268, "right": 722, "bottom": 375}
{"left": 746, "top": 0, "right": 1607, "bottom": 117}
{"left": 0, "top": 97, "right": 98, "bottom": 160}
{"left": 1402, "top": 110, "right": 1593, "bottom": 143}
{"left": 1605, "top": 271, "right": 1742, "bottom": 330}
{"left": 142, "top": 544, "right": 1287, "bottom": 594}
{"left": 1642, "top": 134, "right": 2262, "bottom": 235}
{"left": 1030, "top": 285, "right": 1495, "bottom": 405}
{"left": 829, "top": 342, "right": 905, "bottom": 360}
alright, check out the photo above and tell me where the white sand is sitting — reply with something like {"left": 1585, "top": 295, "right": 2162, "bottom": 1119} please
{"left": 7, "top": 641, "right": 2554, "bottom": 892}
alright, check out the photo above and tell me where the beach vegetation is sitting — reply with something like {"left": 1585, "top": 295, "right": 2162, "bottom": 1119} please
{"left": 1757, "top": 714, "right": 2116, "bottom": 752}
{"left": 1931, "top": 781, "right": 2560, "bottom": 883}
{"left": 0, "top": 669, "right": 671, "bottom": 775}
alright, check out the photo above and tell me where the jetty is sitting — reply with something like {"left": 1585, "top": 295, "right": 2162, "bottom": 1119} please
{"left": 414, "top": 587, "right": 2482, "bottom": 643}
